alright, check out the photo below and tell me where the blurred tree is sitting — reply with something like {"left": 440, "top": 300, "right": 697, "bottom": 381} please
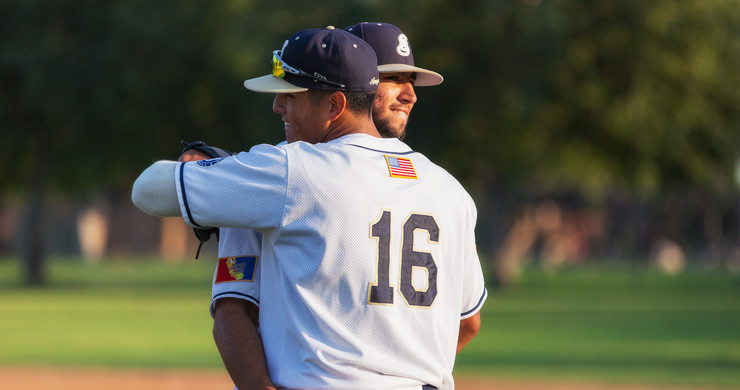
{"left": 435, "top": 0, "right": 740, "bottom": 282}
{"left": 0, "top": 0, "right": 383, "bottom": 284}
{"left": 397, "top": 0, "right": 740, "bottom": 196}
{"left": 1, "top": 0, "right": 232, "bottom": 284}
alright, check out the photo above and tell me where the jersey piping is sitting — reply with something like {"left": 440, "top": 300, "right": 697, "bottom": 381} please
{"left": 461, "top": 288, "right": 488, "bottom": 318}
{"left": 347, "top": 143, "right": 417, "bottom": 155}
{"left": 212, "top": 291, "right": 259, "bottom": 304}
{"left": 179, "top": 162, "right": 201, "bottom": 227}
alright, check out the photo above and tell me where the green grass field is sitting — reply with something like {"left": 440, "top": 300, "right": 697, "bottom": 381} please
{"left": 0, "top": 258, "right": 739, "bottom": 388}
{"left": 460, "top": 265, "right": 740, "bottom": 388}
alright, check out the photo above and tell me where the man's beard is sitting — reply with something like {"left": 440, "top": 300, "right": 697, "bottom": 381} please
{"left": 373, "top": 113, "right": 407, "bottom": 140}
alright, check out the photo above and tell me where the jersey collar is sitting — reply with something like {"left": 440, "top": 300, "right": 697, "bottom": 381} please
{"left": 330, "top": 133, "right": 414, "bottom": 154}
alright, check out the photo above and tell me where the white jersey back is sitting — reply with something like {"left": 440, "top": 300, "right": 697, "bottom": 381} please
{"left": 178, "top": 134, "right": 487, "bottom": 390}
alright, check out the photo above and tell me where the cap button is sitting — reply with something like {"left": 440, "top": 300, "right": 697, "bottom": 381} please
{"left": 327, "top": 25, "right": 335, "bottom": 30}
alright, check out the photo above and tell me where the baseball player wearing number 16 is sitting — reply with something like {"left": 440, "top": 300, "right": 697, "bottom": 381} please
{"left": 133, "top": 26, "right": 487, "bottom": 390}
{"left": 207, "top": 22, "right": 481, "bottom": 390}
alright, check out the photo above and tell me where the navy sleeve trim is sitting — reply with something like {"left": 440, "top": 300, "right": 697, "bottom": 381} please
{"left": 179, "top": 162, "right": 201, "bottom": 227}
{"left": 212, "top": 291, "right": 260, "bottom": 305}
{"left": 461, "top": 288, "right": 487, "bottom": 317}
{"left": 347, "top": 144, "right": 416, "bottom": 155}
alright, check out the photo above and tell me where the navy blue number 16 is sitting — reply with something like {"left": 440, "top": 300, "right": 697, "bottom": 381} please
{"left": 368, "top": 210, "right": 439, "bottom": 307}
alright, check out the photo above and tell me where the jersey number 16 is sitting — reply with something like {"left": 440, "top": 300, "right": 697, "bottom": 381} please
{"left": 368, "top": 210, "right": 438, "bottom": 308}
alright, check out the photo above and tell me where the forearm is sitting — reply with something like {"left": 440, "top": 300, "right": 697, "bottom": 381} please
{"left": 213, "top": 299, "right": 275, "bottom": 390}
{"left": 456, "top": 311, "right": 481, "bottom": 354}
{"left": 131, "top": 160, "right": 181, "bottom": 217}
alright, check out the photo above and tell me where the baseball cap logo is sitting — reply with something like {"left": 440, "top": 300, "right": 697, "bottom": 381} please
{"left": 396, "top": 34, "right": 411, "bottom": 57}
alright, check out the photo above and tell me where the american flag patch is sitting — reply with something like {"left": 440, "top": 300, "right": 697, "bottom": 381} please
{"left": 385, "top": 155, "right": 417, "bottom": 179}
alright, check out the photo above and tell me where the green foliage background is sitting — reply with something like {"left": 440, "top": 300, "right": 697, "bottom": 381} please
{"left": 3, "top": 0, "right": 739, "bottom": 197}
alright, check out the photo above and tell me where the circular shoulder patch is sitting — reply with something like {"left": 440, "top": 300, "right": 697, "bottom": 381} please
{"left": 197, "top": 157, "right": 226, "bottom": 167}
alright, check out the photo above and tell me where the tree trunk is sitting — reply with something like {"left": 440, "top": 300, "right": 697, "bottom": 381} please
{"left": 22, "top": 178, "right": 46, "bottom": 286}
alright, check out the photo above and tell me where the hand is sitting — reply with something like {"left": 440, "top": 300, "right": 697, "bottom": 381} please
{"left": 178, "top": 149, "right": 211, "bottom": 162}
{"left": 177, "top": 140, "right": 233, "bottom": 259}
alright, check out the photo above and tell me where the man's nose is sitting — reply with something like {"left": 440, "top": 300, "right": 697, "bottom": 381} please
{"left": 273, "top": 94, "right": 286, "bottom": 114}
{"left": 399, "top": 83, "right": 417, "bottom": 104}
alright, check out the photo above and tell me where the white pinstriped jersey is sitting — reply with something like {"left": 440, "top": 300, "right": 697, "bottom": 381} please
{"left": 177, "top": 134, "right": 487, "bottom": 390}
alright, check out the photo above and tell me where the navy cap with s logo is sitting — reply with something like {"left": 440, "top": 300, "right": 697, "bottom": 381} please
{"left": 344, "top": 22, "right": 443, "bottom": 87}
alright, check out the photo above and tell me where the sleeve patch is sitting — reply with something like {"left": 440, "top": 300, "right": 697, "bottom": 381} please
{"left": 215, "top": 256, "right": 258, "bottom": 283}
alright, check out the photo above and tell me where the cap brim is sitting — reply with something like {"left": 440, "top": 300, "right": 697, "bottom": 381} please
{"left": 243, "top": 75, "right": 309, "bottom": 93}
{"left": 377, "top": 64, "right": 444, "bottom": 87}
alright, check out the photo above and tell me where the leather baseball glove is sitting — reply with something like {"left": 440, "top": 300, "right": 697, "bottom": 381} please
{"left": 179, "top": 140, "right": 233, "bottom": 259}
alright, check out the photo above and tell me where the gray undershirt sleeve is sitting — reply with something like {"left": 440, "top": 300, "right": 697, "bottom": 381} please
{"left": 131, "top": 160, "right": 181, "bottom": 217}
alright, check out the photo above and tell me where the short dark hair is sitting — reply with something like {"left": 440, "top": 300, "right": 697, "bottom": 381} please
{"left": 344, "top": 91, "right": 375, "bottom": 115}
{"left": 307, "top": 89, "right": 375, "bottom": 116}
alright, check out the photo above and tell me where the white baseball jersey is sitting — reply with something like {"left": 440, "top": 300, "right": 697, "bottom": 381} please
{"left": 177, "top": 134, "right": 487, "bottom": 390}
{"left": 210, "top": 227, "right": 262, "bottom": 317}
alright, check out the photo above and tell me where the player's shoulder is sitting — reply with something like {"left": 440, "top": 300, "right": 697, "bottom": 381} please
{"left": 229, "top": 142, "right": 288, "bottom": 164}
{"left": 278, "top": 134, "right": 406, "bottom": 160}
{"left": 327, "top": 133, "right": 409, "bottom": 151}
{"left": 406, "top": 149, "right": 477, "bottom": 207}
{"left": 246, "top": 142, "right": 287, "bottom": 154}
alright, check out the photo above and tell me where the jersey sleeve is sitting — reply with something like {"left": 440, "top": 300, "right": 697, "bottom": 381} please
{"left": 175, "top": 144, "right": 288, "bottom": 231}
{"left": 209, "top": 227, "right": 263, "bottom": 318}
{"left": 460, "top": 199, "right": 488, "bottom": 319}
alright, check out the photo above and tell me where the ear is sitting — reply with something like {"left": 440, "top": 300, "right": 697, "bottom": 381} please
{"left": 326, "top": 91, "right": 347, "bottom": 121}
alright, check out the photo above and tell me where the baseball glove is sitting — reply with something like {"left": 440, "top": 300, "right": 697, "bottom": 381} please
{"left": 180, "top": 140, "right": 233, "bottom": 259}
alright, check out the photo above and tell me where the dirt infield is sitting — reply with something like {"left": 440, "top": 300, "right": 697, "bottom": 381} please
{"left": 0, "top": 367, "right": 712, "bottom": 390}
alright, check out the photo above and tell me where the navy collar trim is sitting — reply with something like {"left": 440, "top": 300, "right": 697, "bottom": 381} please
{"left": 348, "top": 143, "right": 416, "bottom": 155}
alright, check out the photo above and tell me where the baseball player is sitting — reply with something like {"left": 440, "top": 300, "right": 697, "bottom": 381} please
{"left": 345, "top": 22, "right": 443, "bottom": 140}
{"left": 207, "top": 22, "right": 448, "bottom": 376}
{"left": 132, "top": 26, "right": 487, "bottom": 390}
{"left": 206, "top": 23, "right": 466, "bottom": 389}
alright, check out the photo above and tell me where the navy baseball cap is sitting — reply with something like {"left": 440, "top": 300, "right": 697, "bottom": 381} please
{"left": 344, "top": 22, "right": 443, "bottom": 87}
{"left": 244, "top": 26, "right": 379, "bottom": 93}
